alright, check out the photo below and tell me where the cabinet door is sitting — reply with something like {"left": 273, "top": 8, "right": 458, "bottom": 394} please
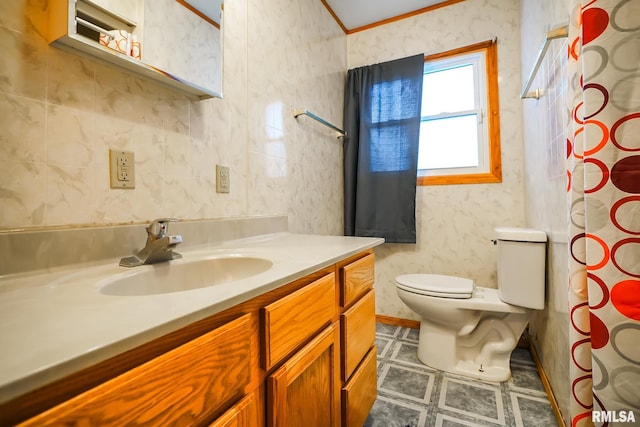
{"left": 267, "top": 324, "right": 340, "bottom": 427}
{"left": 209, "top": 390, "right": 259, "bottom": 427}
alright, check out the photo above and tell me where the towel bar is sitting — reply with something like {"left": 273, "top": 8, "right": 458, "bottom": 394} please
{"left": 75, "top": 17, "right": 114, "bottom": 39}
{"left": 521, "top": 25, "right": 569, "bottom": 100}
{"left": 293, "top": 109, "right": 346, "bottom": 138}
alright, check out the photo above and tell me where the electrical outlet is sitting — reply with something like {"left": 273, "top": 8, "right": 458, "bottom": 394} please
{"left": 109, "top": 149, "right": 135, "bottom": 189}
{"left": 216, "top": 165, "right": 230, "bottom": 193}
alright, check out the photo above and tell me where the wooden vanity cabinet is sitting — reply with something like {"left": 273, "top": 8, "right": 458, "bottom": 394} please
{"left": 14, "top": 250, "right": 378, "bottom": 427}
{"left": 337, "top": 251, "right": 378, "bottom": 427}
{"left": 20, "top": 314, "right": 254, "bottom": 427}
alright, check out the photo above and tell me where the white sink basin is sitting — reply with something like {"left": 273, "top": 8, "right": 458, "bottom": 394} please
{"left": 100, "top": 255, "right": 273, "bottom": 296}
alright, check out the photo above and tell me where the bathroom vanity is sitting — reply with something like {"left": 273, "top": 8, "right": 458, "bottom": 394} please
{"left": 0, "top": 233, "right": 382, "bottom": 426}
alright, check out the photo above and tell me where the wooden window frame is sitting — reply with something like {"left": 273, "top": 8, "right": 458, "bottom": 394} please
{"left": 417, "top": 40, "right": 502, "bottom": 186}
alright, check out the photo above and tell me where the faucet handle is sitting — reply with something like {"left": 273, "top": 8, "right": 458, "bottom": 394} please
{"left": 146, "top": 218, "right": 179, "bottom": 239}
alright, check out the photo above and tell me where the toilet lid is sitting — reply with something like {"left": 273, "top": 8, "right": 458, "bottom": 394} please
{"left": 395, "top": 274, "right": 474, "bottom": 299}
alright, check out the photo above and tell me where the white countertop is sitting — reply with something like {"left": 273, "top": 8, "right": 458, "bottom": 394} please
{"left": 0, "top": 233, "right": 384, "bottom": 403}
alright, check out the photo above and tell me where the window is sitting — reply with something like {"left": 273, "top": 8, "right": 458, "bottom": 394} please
{"left": 417, "top": 40, "right": 501, "bottom": 185}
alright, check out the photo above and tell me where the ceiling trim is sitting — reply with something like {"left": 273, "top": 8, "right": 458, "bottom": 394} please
{"left": 320, "top": 0, "right": 348, "bottom": 34}
{"left": 176, "top": 0, "right": 220, "bottom": 28}
{"left": 322, "top": 0, "right": 466, "bottom": 35}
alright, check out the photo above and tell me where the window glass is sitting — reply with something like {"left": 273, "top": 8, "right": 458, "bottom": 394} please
{"left": 418, "top": 114, "right": 479, "bottom": 170}
{"left": 422, "top": 65, "right": 475, "bottom": 115}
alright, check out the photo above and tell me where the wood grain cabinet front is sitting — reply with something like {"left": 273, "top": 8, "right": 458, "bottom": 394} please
{"left": 342, "top": 347, "right": 377, "bottom": 427}
{"left": 267, "top": 323, "right": 341, "bottom": 427}
{"left": 209, "top": 389, "right": 261, "bottom": 427}
{"left": 338, "top": 252, "right": 377, "bottom": 427}
{"left": 20, "top": 314, "right": 253, "bottom": 427}
{"left": 341, "top": 289, "right": 376, "bottom": 382}
{"left": 339, "top": 253, "right": 375, "bottom": 308}
{"left": 261, "top": 272, "right": 336, "bottom": 370}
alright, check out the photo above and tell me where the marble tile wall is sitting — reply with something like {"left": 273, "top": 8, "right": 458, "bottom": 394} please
{"left": 143, "top": 0, "right": 221, "bottom": 91}
{"left": 520, "top": 0, "right": 571, "bottom": 425}
{"left": 347, "top": 0, "right": 527, "bottom": 320}
{"left": 246, "top": 0, "right": 346, "bottom": 235}
{"left": 0, "top": 0, "right": 345, "bottom": 237}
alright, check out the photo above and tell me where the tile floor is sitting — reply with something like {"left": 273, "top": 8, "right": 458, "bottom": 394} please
{"left": 365, "top": 323, "right": 558, "bottom": 427}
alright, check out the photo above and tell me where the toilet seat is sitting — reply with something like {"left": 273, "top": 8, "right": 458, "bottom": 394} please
{"left": 395, "top": 274, "right": 474, "bottom": 299}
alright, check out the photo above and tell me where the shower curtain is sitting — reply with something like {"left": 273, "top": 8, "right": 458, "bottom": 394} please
{"left": 567, "top": 0, "right": 640, "bottom": 426}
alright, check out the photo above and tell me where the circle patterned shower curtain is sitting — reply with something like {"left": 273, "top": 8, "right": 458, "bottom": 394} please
{"left": 566, "top": 0, "right": 640, "bottom": 425}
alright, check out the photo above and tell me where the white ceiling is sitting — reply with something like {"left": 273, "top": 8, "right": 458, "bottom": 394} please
{"left": 182, "top": 0, "right": 223, "bottom": 24}
{"left": 323, "top": 0, "right": 451, "bottom": 31}
{"left": 181, "top": 0, "right": 454, "bottom": 31}
{"left": 180, "top": 0, "right": 452, "bottom": 30}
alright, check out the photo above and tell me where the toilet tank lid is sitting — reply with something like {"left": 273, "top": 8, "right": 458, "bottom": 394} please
{"left": 494, "top": 227, "right": 547, "bottom": 242}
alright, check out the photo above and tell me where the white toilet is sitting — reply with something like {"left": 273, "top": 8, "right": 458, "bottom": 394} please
{"left": 395, "top": 227, "right": 547, "bottom": 382}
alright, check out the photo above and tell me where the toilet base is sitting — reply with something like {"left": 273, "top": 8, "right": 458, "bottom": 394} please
{"left": 416, "top": 312, "right": 529, "bottom": 383}
{"left": 419, "top": 357, "right": 512, "bottom": 382}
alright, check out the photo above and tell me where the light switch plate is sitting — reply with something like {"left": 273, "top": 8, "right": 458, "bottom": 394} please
{"left": 216, "top": 165, "right": 230, "bottom": 193}
{"left": 109, "top": 149, "right": 135, "bottom": 189}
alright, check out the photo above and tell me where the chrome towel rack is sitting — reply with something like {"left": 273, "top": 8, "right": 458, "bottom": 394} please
{"left": 521, "top": 25, "right": 569, "bottom": 100}
{"left": 293, "top": 109, "right": 346, "bottom": 138}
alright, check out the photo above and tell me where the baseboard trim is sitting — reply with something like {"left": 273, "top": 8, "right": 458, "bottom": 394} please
{"left": 529, "top": 341, "right": 567, "bottom": 427}
{"left": 517, "top": 335, "right": 530, "bottom": 348}
{"left": 375, "top": 315, "right": 420, "bottom": 329}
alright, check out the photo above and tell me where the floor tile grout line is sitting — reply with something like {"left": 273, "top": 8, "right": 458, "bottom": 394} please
{"left": 367, "top": 323, "right": 558, "bottom": 427}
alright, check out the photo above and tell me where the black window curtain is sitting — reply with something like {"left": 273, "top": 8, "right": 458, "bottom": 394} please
{"left": 343, "top": 54, "right": 424, "bottom": 243}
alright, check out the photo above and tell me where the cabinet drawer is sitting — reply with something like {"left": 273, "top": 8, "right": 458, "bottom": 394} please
{"left": 21, "top": 314, "right": 253, "bottom": 427}
{"left": 340, "top": 253, "right": 374, "bottom": 307}
{"left": 342, "top": 347, "right": 377, "bottom": 427}
{"left": 262, "top": 272, "right": 336, "bottom": 370}
{"left": 341, "top": 289, "right": 376, "bottom": 381}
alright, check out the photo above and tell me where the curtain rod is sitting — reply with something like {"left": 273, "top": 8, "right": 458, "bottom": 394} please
{"left": 521, "top": 25, "right": 569, "bottom": 100}
{"left": 293, "top": 109, "right": 346, "bottom": 138}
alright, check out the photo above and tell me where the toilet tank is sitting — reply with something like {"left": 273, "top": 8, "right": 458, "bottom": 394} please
{"left": 494, "top": 227, "right": 547, "bottom": 310}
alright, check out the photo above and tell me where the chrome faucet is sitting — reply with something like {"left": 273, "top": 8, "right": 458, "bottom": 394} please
{"left": 119, "top": 218, "right": 183, "bottom": 267}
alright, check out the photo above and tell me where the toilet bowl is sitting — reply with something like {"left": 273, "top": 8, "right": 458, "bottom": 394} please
{"left": 395, "top": 227, "right": 547, "bottom": 382}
